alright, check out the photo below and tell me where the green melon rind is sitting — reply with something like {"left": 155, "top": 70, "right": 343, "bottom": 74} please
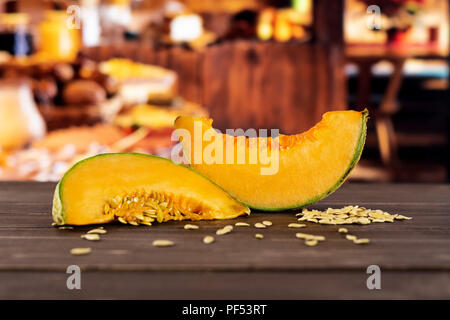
{"left": 52, "top": 181, "right": 64, "bottom": 225}
{"left": 51, "top": 153, "right": 251, "bottom": 225}
{"left": 176, "top": 111, "right": 368, "bottom": 212}
{"left": 244, "top": 110, "right": 369, "bottom": 211}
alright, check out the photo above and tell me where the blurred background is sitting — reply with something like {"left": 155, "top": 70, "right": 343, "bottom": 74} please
{"left": 0, "top": 0, "right": 448, "bottom": 183}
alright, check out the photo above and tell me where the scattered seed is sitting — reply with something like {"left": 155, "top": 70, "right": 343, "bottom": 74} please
{"left": 216, "top": 227, "right": 232, "bottom": 235}
{"left": 296, "top": 232, "right": 325, "bottom": 241}
{"left": 395, "top": 215, "right": 412, "bottom": 220}
{"left": 353, "top": 238, "right": 370, "bottom": 244}
{"left": 184, "top": 224, "right": 199, "bottom": 230}
{"left": 58, "top": 226, "right": 73, "bottom": 230}
{"left": 203, "top": 236, "right": 215, "bottom": 244}
{"left": 87, "top": 228, "right": 107, "bottom": 234}
{"left": 262, "top": 220, "right": 272, "bottom": 226}
{"left": 338, "top": 228, "right": 348, "bottom": 233}
{"left": 70, "top": 247, "right": 91, "bottom": 255}
{"left": 118, "top": 217, "right": 127, "bottom": 224}
{"left": 235, "top": 222, "right": 250, "bottom": 227}
{"left": 254, "top": 223, "right": 266, "bottom": 229}
{"left": 255, "top": 233, "right": 264, "bottom": 239}
{"left": 288, "top": 223, "right": 306, "bottom": 228}
{"left": 152, "top": 240, "right": 174, "bottom": 247}
{"left": 346, "top": 235, "right": 357, "bottom": 241}
{"left": 296, "top": 232, "right": 314, "bottom": 239}
{"left": 223, "top": 225, "right": 233, "bottom": 231}
{"left": 81, "top": 234, "right": 100, "bottom": 241}
{"left": 305, "top": 239, "right": 318, "bottom": 246}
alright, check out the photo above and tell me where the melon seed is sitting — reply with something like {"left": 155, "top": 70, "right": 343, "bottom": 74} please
{"left": 353, "top": 238, "right": 370, "bottom": 244}
{"left": 288, "top": 223, "right": 306, "bottom": 228}
{"left": 338, "top": 228, "right": 348, "bottom": 233}
{"left": 152, "top": 240, "right": 174, "bottom": 247}
{"left": 216, "top": 227, "right": 231, "bottom": 235}
{"left": 58, "top": 226, "right": 74, "bottom": 230}
{"left": 255, "top": 233, "right": 264, "bottom": 239}
{"left": 118, "top": 217, "right": 127, "bottom": 224}
{"left": 70, "top": 247, "right": 91, "bottom": 255}
{"left": 395, "top": 215, "right": 412, "bottom": 220}
{"left": 81, "top": 234, "right": 100, "bottom": 241}
{"left": 296, "top": 233, "right": 325, "bottom": 241}
{"left": 262, "top": 220, "right": 272, "bottom": 226}
{"left": 87, "top": 228, "right": 107, "bottom": 234}
{"left": 254, "top": 223, "right": 266, "bottom": 229}
{"left": 346, "top": 235, "right": 357, "bottom": 241}
{"left": 235, "top": 222, "right": 250, "bottom": 227}
{"left": 203, "top": 236, "right": 215, "bottom": 244}
{"left": 305, "top": 239, "right": 318, "bottom": 246}
{"left": 296, "top": 232, "right": 314, "bottom": 240}
{"left": 184, "top": 224, "right": 199, "bottom": 230}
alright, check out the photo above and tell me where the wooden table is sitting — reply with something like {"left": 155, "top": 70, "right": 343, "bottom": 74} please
{"left": 0, "top": 182, "right": 449, "bottom": 299}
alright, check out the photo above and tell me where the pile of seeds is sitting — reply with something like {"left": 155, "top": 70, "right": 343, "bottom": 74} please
{"left": 105, "top": 191, "right": 215, "bottom": 226}
{"left": 297, "top": 206, "right": 412, "bottom": 225}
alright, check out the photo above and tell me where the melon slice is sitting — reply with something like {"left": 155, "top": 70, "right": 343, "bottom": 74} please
{"left": 174, "top": 110, "right": 368, "bottom": 210}
{"left": 52, "top": 153, "right": 249, "bottom": 226}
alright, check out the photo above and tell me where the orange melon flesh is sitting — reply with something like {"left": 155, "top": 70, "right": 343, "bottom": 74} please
{"left": 174, "top": 110, "right": 368, "bottom": 210}
{"left": 52, "top": 153, "right": 249, "bottom": 225}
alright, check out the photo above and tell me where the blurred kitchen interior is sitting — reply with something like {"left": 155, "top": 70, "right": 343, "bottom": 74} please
{"left": 0, "top": 0, "right": 448, "bottom": 182}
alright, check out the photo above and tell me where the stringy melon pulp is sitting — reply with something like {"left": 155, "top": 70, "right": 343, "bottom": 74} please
{"left": 174, "top": 110, "right": 368, "bottom": 210}
{"left": 52, "top": 153, "right": 249, "bottom": 226}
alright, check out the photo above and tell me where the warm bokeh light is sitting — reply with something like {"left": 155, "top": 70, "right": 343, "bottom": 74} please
{"left": 170, "top": 14, "right": 203, "bottom": 42}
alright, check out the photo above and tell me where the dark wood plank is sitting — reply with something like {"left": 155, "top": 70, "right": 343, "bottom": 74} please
{"left": 1, "top": 270, "right": 449, "bottom": 299}
{"left": 0, "top": 182, "right": 449, "bottom": 299}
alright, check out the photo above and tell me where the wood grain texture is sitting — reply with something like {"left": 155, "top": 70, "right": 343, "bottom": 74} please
{"left": 82, "top": 40, "right": 347, "bottom": 134}
{"left": 0, "top": 182, "right": 449, "bottom": 299}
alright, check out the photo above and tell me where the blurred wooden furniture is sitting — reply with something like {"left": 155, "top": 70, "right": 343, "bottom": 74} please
{"left": 83, "top": 0, "right": 347, "bottom": 134}
{"left": 346, "top": 44, "right": 449, "bottom": 174}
